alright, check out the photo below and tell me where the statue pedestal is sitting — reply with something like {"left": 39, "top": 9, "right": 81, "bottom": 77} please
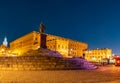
{"left": 40, "top": 34, "right": 47, "bottom": 49}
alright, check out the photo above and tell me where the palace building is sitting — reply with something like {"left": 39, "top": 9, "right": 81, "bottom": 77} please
{"left": 83, "top": 48, "right": 112, "bottom": 62}
{"left": 10, "top": 23, "right": 88, "bottom": 58}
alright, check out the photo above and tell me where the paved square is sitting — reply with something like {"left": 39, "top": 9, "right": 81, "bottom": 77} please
{"left": 0, "top": 66, "right": 120, "bottom": 83}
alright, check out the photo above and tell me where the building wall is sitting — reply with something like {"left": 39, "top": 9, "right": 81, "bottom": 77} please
{"left": 10, "top": 31, "right": 40, "bottom": 55}
{"left": 84, "top": 48, "right": 112, "bottom": 62}
{"left": 68, "top": 40, "right": 88, "bottom": 57}
{"left": 46, "top": 34, "right": 57, "bottom": 51}
{"left": 46, "top": 34, "right": 87, "bottom": 57}
{"left": 10, "top": 31, "right": 88, "bottom": 57}
{"left": 55, "top": 37, "right": 69, "bottom": 57}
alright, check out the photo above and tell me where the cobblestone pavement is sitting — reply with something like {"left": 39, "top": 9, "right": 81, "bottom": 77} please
{"left": 0, "top": 66, "right": 120, "bottom": 83}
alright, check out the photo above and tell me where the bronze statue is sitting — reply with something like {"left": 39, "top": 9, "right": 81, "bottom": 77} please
{"left": 39, "top": 23, "right": 47, "bottom": 49}
{"left": 40, "top": 23, "right": 46, "bottom": 33}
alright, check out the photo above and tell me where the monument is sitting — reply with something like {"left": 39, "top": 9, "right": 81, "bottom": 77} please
{"left": 40, "top": 23, "right": 47, "bottom": 49}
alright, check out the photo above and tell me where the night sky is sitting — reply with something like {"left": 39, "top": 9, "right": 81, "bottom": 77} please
{"left": 0, "top": 0, "right": 120, "bottom": 54}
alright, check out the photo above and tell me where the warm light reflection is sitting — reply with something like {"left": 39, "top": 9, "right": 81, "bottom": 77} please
{"left": 1, "top": 48, "right": 4, "bottom": 52}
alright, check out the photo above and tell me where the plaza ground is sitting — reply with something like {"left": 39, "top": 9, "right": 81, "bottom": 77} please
{"left": 0, "top": 65, "right": 120, "bottom": 83}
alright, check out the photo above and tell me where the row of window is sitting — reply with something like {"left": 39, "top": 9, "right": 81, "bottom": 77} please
{"left": 47, "top": 45, "right": 68, "bottom": 50}
{"left": 47, "top": 44, "right": 86, "bottom": 52}
{"left": 86, "top": 50, "right": 110, "bottom": 53}
{"left": 70, "top": 52, "right": 78, "bottom": 55}
{"left": 85, "top": 53, "right": 107, "bottom": 55}
{"left": 57, "top": 45, "right": 68, "bottom": 49}
{"left": 86, "top": 56, "right": 104, "bottom": 58}
{"left": 47, "top": 39, "right": 56, "bottom": 42}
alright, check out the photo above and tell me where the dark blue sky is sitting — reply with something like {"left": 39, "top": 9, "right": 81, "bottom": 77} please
{"left": 0, "top": 0, "right": 120, "bottom": 54}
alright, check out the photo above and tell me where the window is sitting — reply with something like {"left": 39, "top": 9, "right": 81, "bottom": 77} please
{"left": 58, "top": 45, "right": 60, "bottom": 48}
{"left": 66, "top": 46, "right": 67, "bottom": 49}
{"left": 62, "top": 45, "right": 64, "bottom": 49}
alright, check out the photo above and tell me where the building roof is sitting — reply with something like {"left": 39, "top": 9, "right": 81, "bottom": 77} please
{"left": 10, "top": 31, "right": 88, "bottom": 45}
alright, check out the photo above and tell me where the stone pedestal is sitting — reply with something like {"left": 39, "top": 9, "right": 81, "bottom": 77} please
{"left": 40, "top": 33, "right": 47, "bottom": 49}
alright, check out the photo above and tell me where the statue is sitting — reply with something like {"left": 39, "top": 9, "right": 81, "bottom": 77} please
{"left": 39, "top": 23, "right": 47, "bottom": 49}
{"left": 40, "top": 23, "right": 46, "bottom": 33}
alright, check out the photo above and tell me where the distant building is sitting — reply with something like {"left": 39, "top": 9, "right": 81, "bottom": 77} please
{"left": 0, "top": 45, "right": 9, "bottom": 55}
{"left": 10, "top": 23, "right": 88, "bottom": 57}
{"left": 83, "top": 48, "right": 112, "bottom": 62}
{"left": 0, "top": 37, "right": 10, "bottom": 56}
{"left": 3, "top": 37, "right": 8, "bottom": 47}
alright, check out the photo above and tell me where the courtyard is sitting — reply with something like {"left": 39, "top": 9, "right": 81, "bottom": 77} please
{"left": 0, "top": 65, "right": 120, "bottom": 83}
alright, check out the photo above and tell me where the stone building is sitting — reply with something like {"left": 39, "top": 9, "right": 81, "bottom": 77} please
{"left": 0, "top": 45, "right": 9, "bottom": 55}
{"left": 0, "top": 37, "right": 10, "bottom": 56}
{"left": 83, "top": 48, "right": 112, "bottom": 62}
{"left": 10, "top": 23, "right": 88, "bottom": 58}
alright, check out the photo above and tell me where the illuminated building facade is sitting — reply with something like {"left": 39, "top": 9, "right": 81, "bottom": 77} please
{"left": 10, "top": 32, "right": 88, "bottom": 57}
{"left": 83, "top": 48, "right": 112, "bottom": 62}
{"left": 10, "top": 31, "right": 40, "bottom": 55}
{"left": 0, "top": 37, "right": 9, "bottom": 56}
{"left": 0, "top": 45, "right": 9, "bottom": 55}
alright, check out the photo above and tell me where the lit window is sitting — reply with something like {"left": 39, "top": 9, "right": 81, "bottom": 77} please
{"left": 62, "top": 46, "right": 64, "bottom": 49}
{"left": 58, "top": 45, "right": 60, "bottom": 48}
